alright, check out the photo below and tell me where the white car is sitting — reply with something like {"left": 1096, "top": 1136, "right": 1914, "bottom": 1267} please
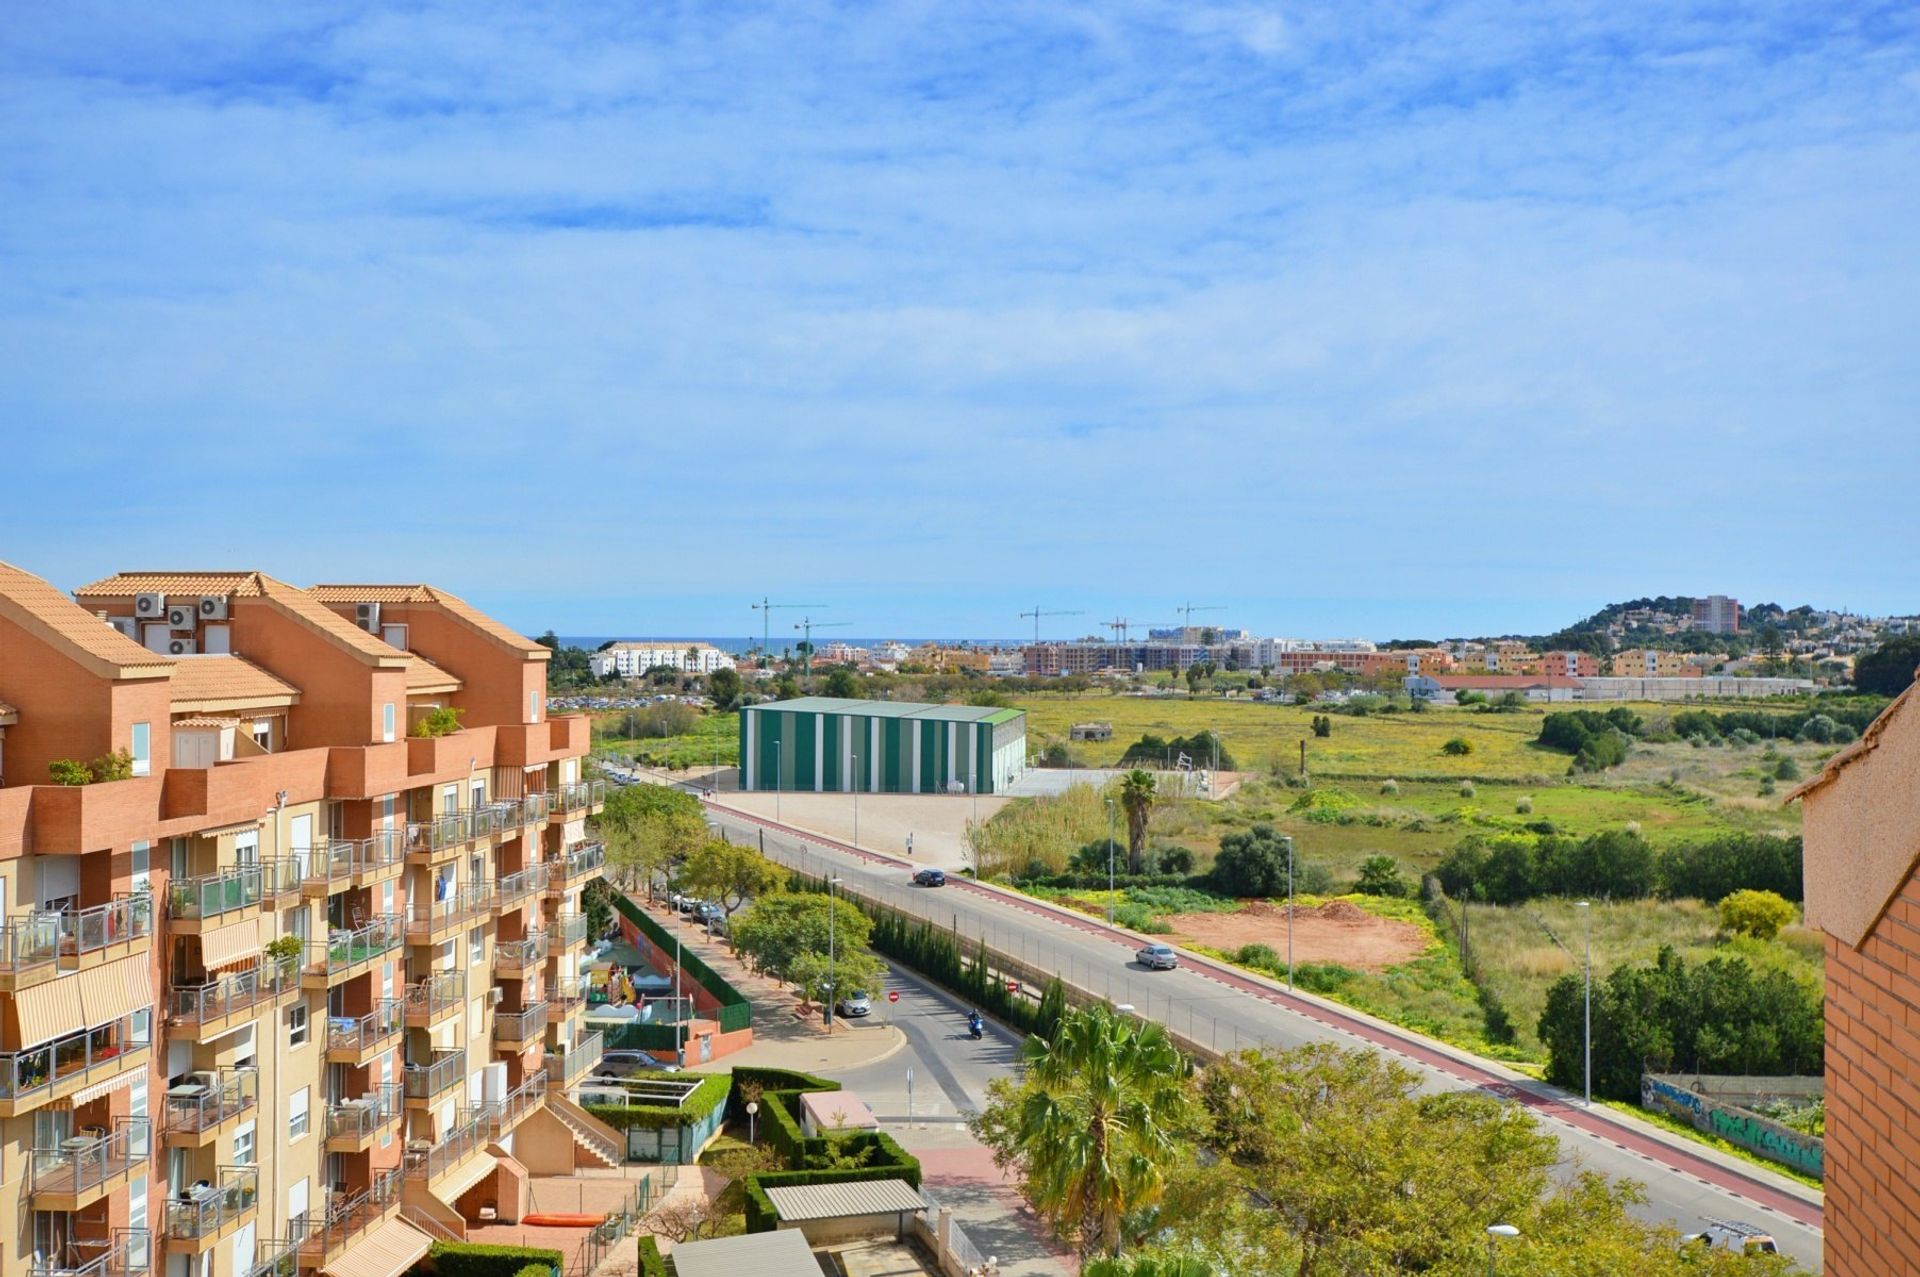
{"left": 1136, "top": 944, "right": 1179, "bottom": 971}
{"left": 836, "top": 991, "right": 873, "bottom": 1018}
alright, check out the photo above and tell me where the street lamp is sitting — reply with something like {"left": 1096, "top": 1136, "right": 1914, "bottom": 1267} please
{"left": 1577, "top": 900, "right": 1592, "bottom": 1106}
{"left": 1285, "top": 834, "right": 1295, "bottom": 991}
{"left": 1105, "top": 799, "right": 1116, "bottom": 927}
{"left": 772, "top": 736, "right": 781, "bottom": 822}
{"left": 1485, "top": 1223, "right": 1519, "bottom": 1277}
{"left": 746, "top": 1099, "right": 759, "bottom": 1145}
{"left": 825, "top": 876, "right": 844, "bottom": 1026}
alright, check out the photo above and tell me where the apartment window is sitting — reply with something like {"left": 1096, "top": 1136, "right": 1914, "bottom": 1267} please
{"left": 287, "top": 1178, "right": 309, "bottom": 1234}
{"left": 253, "top": 720, "right": 271, "bottom": 752}
{"left": 288, "top": 1003, "right": 309, "bottom": 1048}
{"left": 442, "top": 784, "right": 459, "bottom": 814}
{"left": 131, "top": 842, "right": 151, "bottom": 897}
{"left": 382, "top": 703, "right": 396, "bottom": 743}
{"left": 469, "top": 778, "right": 484, "bottom": 809}
{"left": 468, "top": 926, "right": 484, "bottom": 966}
{"left": 529, "top": 690, "right": 539, "bottom": 724}
{"left": 232, "top": 1121, "right": 256, "bottom": 1166}
{"left": 130, "top": 722, "right": 151, "bottom": 776}
{"left": 288, "top": 1088, "right": 309, "bottom": 1141}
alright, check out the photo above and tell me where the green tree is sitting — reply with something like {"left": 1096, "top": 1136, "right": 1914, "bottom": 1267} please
{"left": 1084, "top": 1258, "right": 1212, "bottom": 1277}
{"left": 676, "top": 840, "right": 786, "bottom": 917}
{"left": 1118, "top": 770, "right": 1156, "bottom": 876}
{"left": 706, "top": 667, "right": 743, "bottom": 712}
{"left": 1853, "top": 635, "right": 1920, "bottom": 695}
{"left": 1718, "top": 888, "right": 1797, "bottom": 939}
{"left": 599, "top": 783, "right": 706, "bottom": 898}
{"left": 1440, "top": 736, "right": 1472, "bottom": 756}
{"left": 1353, "top": 855, "right": 1408, "bottom": 898}
{"left": 729, "top": 893, "right": 870, "bottom": 981}
{"left": 822, "top": 666, "right": 863, "bottom": 698}
{"left": 1209, "top": 824, "right": 1290, "bottom": 898}
{"left": 788, "top": 948, "right": 886, "bottom": 1011}
{"left": 972, "top": 1003, "right": 1193, "bottom": 1257}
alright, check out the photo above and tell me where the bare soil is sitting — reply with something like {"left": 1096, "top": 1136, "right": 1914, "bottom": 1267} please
{"left": 1163, "top": 900, "right": 1429, "bottom": 972}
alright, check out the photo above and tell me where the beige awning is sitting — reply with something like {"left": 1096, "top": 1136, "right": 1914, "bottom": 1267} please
{"left": 69, "top": 1070, "right": 139, "bottom": 1106}
{"left": 200, "top": 917, "right": 262, "bottom": 971}
{"left": 78, "top": 955, "right": 154, "bottom": 1025}
{"left": 319, "top": 1218, "right": 431, "bottom": 1277}
{"left": 10, "top": 977, "right": 85, "bottom": 1049}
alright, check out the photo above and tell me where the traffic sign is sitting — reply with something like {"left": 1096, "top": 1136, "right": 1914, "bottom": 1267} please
{"left": 887, "top": 990, "right": 900, "bottom": 1003}
{"left": 1006, "top": 979, "right": 1019, "bottom": 993}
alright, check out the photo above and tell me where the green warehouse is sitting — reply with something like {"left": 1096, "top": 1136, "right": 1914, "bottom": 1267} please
{"left": 739, "top": 697, "right": 1027, "bottom": 795}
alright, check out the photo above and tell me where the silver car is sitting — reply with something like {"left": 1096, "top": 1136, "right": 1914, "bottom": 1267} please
{"left": 835, "top": 991, "right": 873, "bottom": 1018}
{"left": 1137, "top": 944, "right": 1179, "bottom": 971}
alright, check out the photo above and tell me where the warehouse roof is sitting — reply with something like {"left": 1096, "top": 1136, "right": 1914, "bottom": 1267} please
{"left": 742, "top": 696, "right": 1023, "bottom": 724}
{"left": 763, "top": 1177, "right": 927, "bottom": 1222}
{"left": 666, "top": 1230, "right": 817, "bottom": 1277}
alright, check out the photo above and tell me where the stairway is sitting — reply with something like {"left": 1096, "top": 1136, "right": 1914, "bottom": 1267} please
{"left": 400, "top": 1202, "right": 464, "bottom": 1242}
{"left": 547, "top": 1093, "right": 624, "bottom": 1169}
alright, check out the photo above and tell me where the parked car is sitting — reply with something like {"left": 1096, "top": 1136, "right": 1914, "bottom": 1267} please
{"left": 1681, "top": 1222, "right": 1779, "bottom": 1255}
{"left": 1136, "top": 944, "right": 1179, "bottom": 971}
{"left": 693, "top": 901, "right": 722, "bottom": 923}
{"left": 913, "top": 868, "right": 947, "bottom": 887}
{"left": 594, "top": 1050, "right": 664, "bottom": 1079}
{"left": 835, "top": 991, "right": 873, "bottom": 1018}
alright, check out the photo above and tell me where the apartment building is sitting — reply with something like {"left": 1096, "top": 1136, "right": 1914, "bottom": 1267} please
{"left": 1691, "top": 595, "right": 1742, "bottom": 634}
{"left": 587, "top": 642, "right": 734, "bottom": 679}
{"left": 1611, "top": 648, "right": 1700, "bottom": 678}
{"left": 0, "top": 565, "right": 608, "bottom": 1277}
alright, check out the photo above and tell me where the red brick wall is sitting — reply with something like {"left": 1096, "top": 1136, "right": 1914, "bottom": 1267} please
{"left": 1824, "top": 864, "right": 1920, "bottom": 1276}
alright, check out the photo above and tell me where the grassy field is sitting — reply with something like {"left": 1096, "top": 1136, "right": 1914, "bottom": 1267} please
{"left": 590, "top": 709, "right": 739, "bottom": 770}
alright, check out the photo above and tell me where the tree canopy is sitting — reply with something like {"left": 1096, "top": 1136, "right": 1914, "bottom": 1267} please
{"left": 729, "top": 892, "right": 871, "bottom": 981}
{"left": 599, "top": 782, "right": 706, "bottom": 894}
{"left": 676, "top": 840, "right": 785, "bottom": 917}
{"left": 1853, "top": 635, "right": 1920, "bottom": 696}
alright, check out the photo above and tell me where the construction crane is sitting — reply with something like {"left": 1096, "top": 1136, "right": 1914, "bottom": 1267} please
{"left": 793, "top": 617, "right": 851, "bottom": 678}
{"left": 1104, "top": 618, "right": 1174, "bottom": 644}
{"left": 1019, "top": 606, "right": 1085, "bottom": 645}
{"left": 1174, "top": 602, "right": 1225, "bottom": 636}
{"left": 750, "top": 598, "right": 823, "bottom": 662}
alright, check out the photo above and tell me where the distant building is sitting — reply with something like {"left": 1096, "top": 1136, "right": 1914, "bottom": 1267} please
{"left": 740, "top": 696, "right": 1026, "bottom": 793}
{"left": 1070, "top": 722, "right": 1113, "bottom": 741}
{"left": 1537, "top": 650, "right": 1599, "bottom": 678}
{"left": 1612, "top": 648, "right": 1700, "bottom": 678}
{"left": 908, "top": 644, "right": 992, "bottom": 673}
{"left": 590, "top": 640, "right": 736, "bottom": 677}
{"left": 1692, "top": 595, "right": 1742, "bottom": 634}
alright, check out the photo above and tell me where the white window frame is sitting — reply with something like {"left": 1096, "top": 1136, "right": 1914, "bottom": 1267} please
{"left": 468, "top": 926, "right": 485, "bottom": 966}
{"left": 233, "top": 1121, "right": 256, "bottom": 1166}
{"left": 287, "top": 1002, "right": 309, "bottom": 1048}
{"left": 288, "top": 1087, "right": 309, "bottom": 1141}
{"left": 130, "top": 722, "right": 151, "bottom": 776}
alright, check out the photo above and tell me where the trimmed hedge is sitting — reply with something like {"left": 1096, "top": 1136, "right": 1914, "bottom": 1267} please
{"left": 425, "top": 1242, "right": 565, "bottom": 1277}
{"left": 585, "top": 1072, "right": 729, "bottom": 1131}
{"left": 742, "top": 1133, "right": 923, "bottom": 1232}
{"left": 637, "top": 1237, "right": 670, "bottom": 1277}
{"left": 611, "top": 895, "right": 751, "bottom": 1032}
{"left": 728, "top": 1067, "right": 840, "bottom": 1166}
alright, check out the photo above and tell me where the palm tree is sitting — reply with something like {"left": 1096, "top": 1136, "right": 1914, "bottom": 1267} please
{"left": 1085, "top": 1258, "right": 1212, "bottom": 1277}
{"left": 1119, "top": 770, "right": 1156, "bottom": 875}
{"left": 974, "top": 1003, "right": 1192, "bottom": 1257}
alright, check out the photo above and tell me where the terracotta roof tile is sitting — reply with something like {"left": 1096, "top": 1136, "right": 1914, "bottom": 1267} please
{"left": 310, "top": 584, "right": 548, "bottom": 659}
{"left": 0, "top": 560, "right": 174, "bottom": 678}
{"left": 167, "top": 656, "right": 300, "bottom": 710}
{"left": 75, "top": 570, "right": 403, "bottom": 666}
{"left": 405, "top": 657, "right": 463, "bottom": 693}
{"left": 171, "top": 715, "right": 241, "bottom": 729}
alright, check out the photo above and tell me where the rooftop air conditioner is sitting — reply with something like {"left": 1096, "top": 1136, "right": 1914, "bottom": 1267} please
{"left": 168, "top": 638, "right": 197, "bottom": 656}
{"left": 355, "top": 602, "right": 381, "bottom": 632}
{"left": 107, "top": 616, "right": 139, "bottom": 640}
{"left": 487, "top": 988, "right": 503, "bottom": 1007}
{"left": 134, "top": 592, "right": 166, "bottom": 619}
{"left": 166, "top": 604, "right": 196, "bottom": 630}
{"left": 198, "top": 595, "right": 229, "bottom": 621}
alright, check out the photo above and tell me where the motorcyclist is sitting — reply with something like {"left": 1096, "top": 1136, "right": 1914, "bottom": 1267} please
{"left": 967, "top": 1008, "right": 984, "bottom": 1037}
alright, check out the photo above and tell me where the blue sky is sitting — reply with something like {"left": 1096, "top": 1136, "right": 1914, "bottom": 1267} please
{"left": 3, "top": 3, "right": 1917, "bottom": 641}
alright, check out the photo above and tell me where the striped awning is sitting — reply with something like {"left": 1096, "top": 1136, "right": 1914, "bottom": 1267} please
{"left": 10, "top": 977, "right": 85, "bottom": 1049}
{"left": 79, "top": 955, "right": 154, "bottom": 1024}
{"left": 319, "top": 1218, "right": 431, "bottom": 1277}
{"left": 68, "top": 1070, "right": 139, "bottom": 1105}
{"left": 201, "top": 917, "right": 262, "bottom": 971}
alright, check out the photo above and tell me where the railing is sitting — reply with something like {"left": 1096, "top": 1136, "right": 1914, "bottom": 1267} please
{"left": 481, "top": 1072, "right": 547, "bottom": 1138}
{"left": 518, "top": 791, "right": 552, "bottom": 824}
{"left": 564, "top": 1178, "right": 658, "bottom": 1277}
{"left": 168, "top": 865, "right": 262, "bottom": 921}
{"left": 243, "top": 1235, "right": 300, "bottom": 1277}
{"left": 258, "top": 856, "right": 303, "bottom": 897}
{"left": 327, "top": 1000, "right": 403, "bottom": 1054}
{"left": 30, "top": 1228, "right": 150, "bottom": 1277}
{"left": 494, "top": 930, "right": 548, "bottom": 972}
{"left": 164, "top": 1067, "right": 257, "bottom": 1137}
{"left": 405, "top": 1108, "right": 488, "bottom": 1181}
{"left": 553, "top": 912, "right": 589, "bottom": 946}
{"left": 300, "top": 1166, "right": 401, "bottom": 1260}
{"left": 325, "top": 1084, "right": 402, "bottom": 1142}
{"left": 303, "top": 832, "right": 404, "bottom": 888}
{"left": 31, "top": 1117, "right": 151, "bottom": 1197}
{"left": 306, "top": 916, "right": 404, "bottom": 979}
{"left": 0, "top": 1012, "right": 150, "bottom": 1103}
{"left": 60, "top": 894, "right": 152, "bottom": 958}
{"left": 494, "top": 1001, "right": 549, "bottom": 1043}
{"left": 0, "top": 911, "right": 63, "bottom": 976}
{"left": 169, "top": 956, "right": 298, "bottom": 1027}
{"left": 405, "top": 806, "right": 499, "bottom": 856}
{"left": 494, "top": 864, "right": 548, "bottom": 911}
{"left": 164, "top": 1166, "right": 257, "bottom": 1242}
{"left": 406, "top": 882, "right": 493, "bottom": 937}
{"left": 551, "top": 977, "right": 586, "bottom": 1012}
{"left": 403, "top": 1049, "right": 465, "bottom": 1100}
{"left": 552, "top": 779, "right": 607, "bottom": 815}
{"left": 919, "top": 1187, "right": 989, "bottom": 1271}
{"left": 404, "top": 970, "right": 464, "bottom": 1022}
{"left": 546, "top": 841, "right": 605, "bottom": 885}
{"left": 545, "top": 1031, "right": 604, "bottom": 1089}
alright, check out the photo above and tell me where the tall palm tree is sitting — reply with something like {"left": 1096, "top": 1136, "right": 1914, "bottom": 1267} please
{"left": 975, "top": 1003, "right": 1192, "bottom": 1257}
{"left": 1119, "top": 770, "right": 1156, "bottom": 875}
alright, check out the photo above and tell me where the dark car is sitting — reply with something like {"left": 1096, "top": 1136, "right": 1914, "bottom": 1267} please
{"left": 594, "top": 1050, "right": 669, "bottom": 1079}
{"left": 913, "top": 868, "right": 947, "bottom": 887}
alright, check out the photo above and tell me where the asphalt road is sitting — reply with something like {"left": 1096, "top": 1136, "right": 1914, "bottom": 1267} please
{"left": 688, "top": 794, "right": 1825, "bottom": 1271}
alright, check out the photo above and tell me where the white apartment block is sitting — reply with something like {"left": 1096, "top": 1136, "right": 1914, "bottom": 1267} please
{"left": 589, "top": 642, "right": 736, "bottom": 678}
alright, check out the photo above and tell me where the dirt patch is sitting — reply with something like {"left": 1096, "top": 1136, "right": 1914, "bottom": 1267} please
{"left": 1164, "top": 901, "right": 1429, "bottom": 972}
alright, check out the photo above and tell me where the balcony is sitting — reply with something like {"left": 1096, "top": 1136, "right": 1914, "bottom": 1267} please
{"left": 30, "top": 1228, "right": 150, "bottom": 1277}
{"left": 57, "top": 894, "right": 152, "bottom": 970}
{"left": 405, "top": 806, "right": 500, "bottom": 865}
{"left": 544, "top": 1030, "right": 603, "bottom": 1091}
{"left": 404, "top": 1107, "right": 490, "bottom": 1185}
{"left": 482, "top": 1072, "right": 547, "bottom": 1139}
{"left": 30, "top": 1117, "right": 150, "bottom": 1211}
{"left": 493, "top": 930, "right": 548, "bottom": 977}
{"left": 302, "top": 915, "right": 404, "bottom": 989}
{"left": 325, "top": 999, "right": 403, "bottom": 1065}
{"left": 0, "top": 1013, "right": 152, "bottom": 1117}
{"left": 551, "top": 911, "right": 589, "bottom": 949}
{"left": 405, "top": 881, "right": 493, "bottom": 944}
{"left": 544, "top": 841, "right": 605, "bottom": 894}
{"left": 550, "top": 977, "right": 586, "bottom": 1019}
{"left": 493, "top": 1000, "right": 549, "bottom": 1051}
{"left": 163, "top": 1067, "right": 258, "bottom": 1147}
{"left": 403, "top": 1048, "right": 466, "bottom": 1108}
{"left": 493, "top": 864, "right": 548, "bottom": 914}
{"left": 325, "top": 1083, "right": 403, "bottom": 1153}
{"left": 297, "top": 1165, "right": 402, "bottom": 1267}
{"left": 403, "top": 969, "right": 465, "bottom": 1028}
{"left": 517, "top": 791, "right": 552, "bottom": 825}
{"left": 242, "top": 1235, "right": 299, "bottom": 1277}
{"left": 163, "top": 1165, "right": 257, "bottom": 1253}
{"left": 0, "top": 911, "right": 63, "bottom": 990}
{"left": 169, "top": 956, "right": 299, "bottom": 1038}
{"left": 302, "top": 832, "right": 405, "bottom": 898}
{"left": 166, "top": 865, "right": 261, "bottom": 930}
{"left": 550, "top": 779, "right": 607, "bottom": 818}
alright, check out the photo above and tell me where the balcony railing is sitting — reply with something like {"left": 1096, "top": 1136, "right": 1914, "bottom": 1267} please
{"left": 243, "top": 1235, "right": 300, "bottom": 1277}
{"left": 545, "top": 841, "right": 605, "bottom": 888}
{"left": 404, "top": 1107, "right": 489, "bottom": 1182}
{"left": 60, "top": 894, "right": 152, "bottom": 960}
{"left": 0, "top": 1012, "right": 151, "bottom": 1105}
{"left": 494, "top": 930, "right": 548, "bottom": 973}
{"left": 31, "top": 1117, "right": 150, "bottom": 1199}
{"left": 403, "top": 1049, "right": 466, "bottom": 1101}
{"left": 164, "top": 1067, "right": 257, "bottom": 1138}
{"left": 299, "top": 1166, "right": 401, "bottom": 1262}
{"left": 552, "top": 779, "right": 607, "bottom": 815}
{"left": 480, "top": 1072, "right": 547, "bottom": 1139}
{"left": 303, "top": 832, "right": 404, "bottom": 890}
{"left": 167, "top": 865, "right": 262, "bottom": 921}
{"left": 518, "top": 791, "right": 552, "bottom": 824}
{"left": 164, "top": 1166, "right": 257, "bottom": 1243}
{"left": 493, "top": 864, "right": 548, "bottom": 911}
{"left": 327, "top": 1000, "right": 403, "bottom": 1056}
{"left": 493, "top": 1001, "right": 549, "bottom": 1044}
{"left": 30, "top": 1228, "right": 150, "bottom": 1277}
{"left": 404, "top": 970, "right": 464, "bottom": 1024}
{"left": 407, "top": 880, "right": 494, "bottom": 940}
{"left": 325, "top": 1084, "right": 402, "bottom": 1143}
{"left": 551, "top": 977, "right": 585, "bottom": 1013}
{"left": 306, "top": 916, "right": 404, "bottom": 980}
{"left": 169, "top": 955, "right": 298, "bottom": 1029}
{"left": 405, "top": 806, "right": 499, "bottom": 857}
{"left": 545, "top": 1030, "right": 604, "bottom": 1089}
{"left": 0, "top": 911, "right": 63, "bottom": 977}
{"left": 553, "top": 912, "right": 589, "bottom": 947}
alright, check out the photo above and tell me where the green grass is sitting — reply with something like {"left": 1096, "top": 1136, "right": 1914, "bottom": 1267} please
{"left": 1599, "top": 1099, "right": 1824, "bottom": 1189}
{"left": 591, "top": 710, "right": 739, "bottom": 769}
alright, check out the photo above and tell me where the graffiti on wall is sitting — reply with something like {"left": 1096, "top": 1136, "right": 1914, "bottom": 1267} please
{"left": 1641, "top": 1075, "right": 1823, "bottom": 1178}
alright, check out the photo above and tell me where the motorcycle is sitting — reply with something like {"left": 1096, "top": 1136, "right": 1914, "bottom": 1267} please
{"left": 967, "top": 1013, "right": 984, "bottom": 1040}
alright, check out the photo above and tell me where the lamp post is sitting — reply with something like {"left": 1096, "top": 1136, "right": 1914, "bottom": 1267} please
{"left": 1577, "top": 900, "right": 1592, "bottom": 1106}
{"left": 773, "top": 736, "right": 781, "bottom": 822}
{"left": 674, "top": 907, "right": 685, "bottom": 1067}
{"left": 1485, "top": 1223, "right": 1519, "bottom": 1277}
{"left": 1105, "top": 799, "right": 1116, "bottom": 928}
{"left": 1285, "top": 834, "right": 1296, "bottom": 991}
{"left": 825, "top": 876, "right": 844, "bottom": 1027}
{"left": 746, "top": 1099, "right": 759, "bottom": 1145}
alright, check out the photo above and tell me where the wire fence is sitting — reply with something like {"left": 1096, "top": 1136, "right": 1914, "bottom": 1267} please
{"left": 917, "top": 1187, "right": 989, "bottom": 1271}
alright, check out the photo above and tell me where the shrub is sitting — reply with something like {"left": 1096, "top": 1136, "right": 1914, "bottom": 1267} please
{"left": 1295, "top": 861, "right": 1335, "bottom": 895}
{"left": 1234, "top": 943, "right": 1280, "bottom": 969}
{"left": 412, "top": 706, "right": 465, "bottom": 737}
{"left": 1441, "top": 737, "right": 1473, "bottom": 756}
{"left": 425, "top": 1242, "right": 566, "bottom": 1277}
{"left": 1718, "top": 889, "right": 1798, "bottom": 940}
{"left": 1354, "top": 855, "right": 1410, "bottom": 898}
{"left": 1209, "top": 824, "right": 1293, "bottom": 898}
{"left": 1774, "top": 756, "right": 1801, "bottom": 781}
{"left": 585, "top": 1073, "right": 730, "bottom": 1131}
{"left": 1458, "top": 780, "right": 1475, "bottom": 799}
{"left": 1154, "top": 845, "right": 1195, "bottom": 875}
{"left": 637, "top": 1237, "right": 669, "bottom": 1277}
{"left": 1379, "top": 779, "right": 1399, "bottom": 795}
{"left": 1311, "top": 715, "right": 1332, "bottom": 738}
{"left": 1758, "top": 776, "right": 1777, "bottom": 796}
{"left": 48, "top": 759, "right": 92, "bottom": 786}
{"left": 1515, "top": 795, "right": 1533, "bottom": 815}
{"left": 88, "top": 749, "right": 135, "bottom": 782}
{"left": 1294, "top": 962, "right": 1358, "bottom": 994}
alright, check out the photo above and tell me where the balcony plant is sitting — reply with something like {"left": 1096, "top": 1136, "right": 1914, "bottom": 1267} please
{"left": 411, "top": 707, "right": 465, "bottom": 738}
{"left": 48, "top": 758, "right": 92, "bottom": 785}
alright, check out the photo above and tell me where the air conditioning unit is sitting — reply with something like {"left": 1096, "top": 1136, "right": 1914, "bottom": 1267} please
{"left": 355, "top": 602, "right": 381, "bottom": 632}
{"left": 487, "top": 988, "right": 503, "bottom": 1007}
{"left": 187, "top": 1070, "right": 220, "bottom": 1091}
{"left": 107, "top": 616, "right": 139, "bottom": 640}
{"left": 168, "top": 638, "right": 198, "bottom": 656}
{"left": 198, "top": 595, "right": 229, "bottom": 621}
{"left": 166, "top": 604, "right": 197, "bottom": 630}
{"left": 134, "top": 592, "right": 166, "bottom": 619}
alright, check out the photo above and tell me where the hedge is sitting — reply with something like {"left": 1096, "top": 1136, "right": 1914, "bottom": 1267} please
{"left": 424, "top": 1242, "right": 565, "bottom": 1277}
{"left": 611, "top": 893, "right": 752, "bottom": 1033}
{"left": 637, "top": 1237, "right": 671, "bottom": 1277}
{"left": 742, "top": 1133, "right": 923, "bottom": 1232}
{"left": 584, "top": 1073, "right": 729, "bottom": 1130}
